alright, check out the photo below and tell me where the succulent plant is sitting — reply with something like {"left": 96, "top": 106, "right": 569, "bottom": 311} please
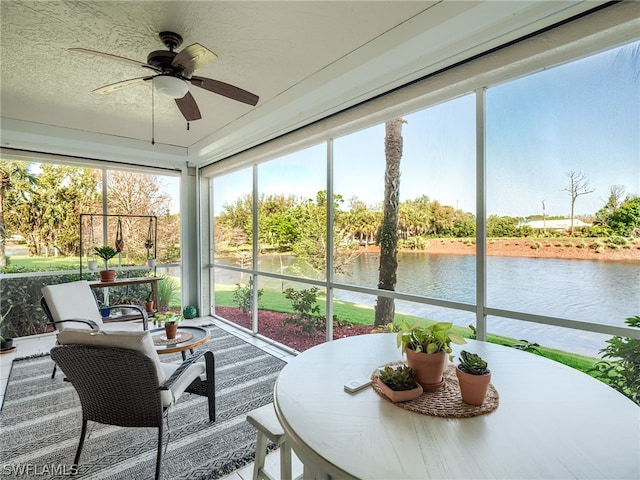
{"left": 458, "top": 350, "right": 490, "bottom": 375}
{"left": 378, "top": 365, "right": 419, "bottom": 391}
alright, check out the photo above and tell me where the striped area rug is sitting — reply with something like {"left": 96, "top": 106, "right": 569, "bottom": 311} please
{"left": 0, "top": 327, "right": 285, "bottom": 479}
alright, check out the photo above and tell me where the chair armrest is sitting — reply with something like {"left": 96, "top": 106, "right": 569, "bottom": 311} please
{"left": 161, "top": 350, "right": 214, "bottom": 391}
{"left": 105, "top": 304, "right": 149, "bottom": 330}
{"left": 53, "top": 318, "right": 100, "bottom": 329}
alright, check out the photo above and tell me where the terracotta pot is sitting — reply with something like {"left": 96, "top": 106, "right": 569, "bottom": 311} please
{"left": 165, "top": 323, "right": 178, "bottom": 340}
{"left": 456, "top": 366, "right": 492, "bottom": 405}
{"left": 99, "top": 269, "right": 116, "bottom": 282}
{"left": 377, "top": 378, "right": 423, "bottom": 403}
{"left": 406, "top": 348, "right": 447, "bottom": 390}
{"left": 145, "top": 301, "right": 154, "bottom": 313}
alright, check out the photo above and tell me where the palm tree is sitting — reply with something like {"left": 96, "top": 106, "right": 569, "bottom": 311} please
{"left": 375, "top": 119, "right": 406, "bottom": 326}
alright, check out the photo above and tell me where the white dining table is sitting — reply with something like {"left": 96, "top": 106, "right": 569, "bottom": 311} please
{"left": 274, "top": 333, "right": 639, "bottom": 480}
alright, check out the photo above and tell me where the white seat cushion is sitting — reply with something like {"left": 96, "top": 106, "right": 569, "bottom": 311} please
{"left": 42, "top": 281, "right": 104, "bottom": 330}
{"left": 159, "top": 362, "right": 206, "bottom": 405}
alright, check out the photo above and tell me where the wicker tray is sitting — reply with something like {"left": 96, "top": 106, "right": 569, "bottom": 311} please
{"left": 152, "top": 331, "right": 194, "bottom": 346}
{"left": 371, "top": 361, "right": 499, "bottom": 418}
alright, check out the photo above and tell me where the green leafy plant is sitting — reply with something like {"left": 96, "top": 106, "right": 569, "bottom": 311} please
{"left": 513, "top": 339, "right": 541, "bottom": 353}
{"left": 589, "top": 315, "right": 640, "bottom": 405}
{"left": 371, "top": 321, "right": 400, "bottom": 333}
{"left": 93, "top": 245, "right": 118, "bottom": 269}
{"left": 378, "top": 365, "right": 418, "bottom": 391}
{"left": 468, "top": 324, "right": 477, "bottom": 339}
{"left": 458, "top": 350, "right": 490, "bottom": 375}
{"left": 154, "top": 311, "right": 183, "bottom": 326}
{"left": 396, "top": 320, "right": 466, "bottom": 360}
{"left": 282, "top": 287, "right": 326, "bottom": 335}
{"left": 233, "top": 277, "right": 263, "bottom": 316}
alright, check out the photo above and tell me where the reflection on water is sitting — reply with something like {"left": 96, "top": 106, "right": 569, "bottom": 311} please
{"left": 216, "top": 252, "right": 639, "bottom": 356}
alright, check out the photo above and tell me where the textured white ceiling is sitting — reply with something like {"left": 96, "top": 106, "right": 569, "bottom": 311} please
{"left": 0, "top": 1, "right": 609, "bottom": 168}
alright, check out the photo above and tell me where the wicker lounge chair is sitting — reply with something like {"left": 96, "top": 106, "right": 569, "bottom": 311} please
{"left": 51, "top": 328, "right": 215, "bottom": 480}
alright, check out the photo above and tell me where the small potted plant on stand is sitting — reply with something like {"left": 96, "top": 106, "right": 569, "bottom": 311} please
{"left": 456, "top": 350, "right": 492, "bottom": 405}
{"left": 144, "top": 291, "right": 155, "bottom": 313}
{"left": 94, "top": 245, "right": 118, "bottom": 282}
{"left": 397, "top": 320, "right": 466, "bottom": 391}
{"left": 377, "top": 365, "right": 423, "bottom": 402}
{"left": 156, "top": 312, "right": 182, "bottom": 340}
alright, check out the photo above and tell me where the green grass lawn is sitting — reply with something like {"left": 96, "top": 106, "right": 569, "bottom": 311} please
{"left": 8, "top": 255, "right": 81, "bottom": 270}
{"left": 215, "top": 284, "right": 600, "bottom": 375}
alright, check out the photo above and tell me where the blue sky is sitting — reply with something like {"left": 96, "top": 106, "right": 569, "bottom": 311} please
{"left": 216, "top": 40, "right": 639, "bottom": 218}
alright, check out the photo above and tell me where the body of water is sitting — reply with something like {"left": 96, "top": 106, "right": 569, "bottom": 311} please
{"left": 217, "top": 252, "right": 639, "bottom": 356}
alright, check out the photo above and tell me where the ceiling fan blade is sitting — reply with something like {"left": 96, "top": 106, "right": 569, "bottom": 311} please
{"left": 93, "top": 77, "right": 152, "bottom": 95}
{"left": 175, "top": 91, "right": 202, "bottom": 121}
{"left": 69, "top": 48, "right": 157, "bottom": 71}
{"left": 190, "top": 76, "right": 259, "bottom": 106}
{"left": 172, "top": 43, "right": 217, "bottom": 73}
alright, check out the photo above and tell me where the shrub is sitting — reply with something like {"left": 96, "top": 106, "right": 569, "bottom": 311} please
{"left": 589, "top": 316, "right": 640, "bottom": 405}
{"left": 282, "top": 287, "right": 327, "bottom": 335}
{"left": 157, "top": 275, "right": 181, "bottom": 311}
{"left": 531, "top": 242, "right": 541, "bottom": 250}
{"left": 233, "top": 277, "right": 263, "bottom": 316}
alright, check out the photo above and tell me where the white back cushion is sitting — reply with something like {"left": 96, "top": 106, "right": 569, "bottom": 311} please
{"left": 56, "top": 329, "right": 166, "bottom": 384}
{"left": 42, "top": 281, "right": 103, "bottom": 330}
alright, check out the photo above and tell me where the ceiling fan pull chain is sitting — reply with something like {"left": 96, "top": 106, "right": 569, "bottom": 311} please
{"left": 151, "top": 84, "right": 155, "bottom": 145}
{"left": 187, "top": 122, "right": 190, "bottom": 131}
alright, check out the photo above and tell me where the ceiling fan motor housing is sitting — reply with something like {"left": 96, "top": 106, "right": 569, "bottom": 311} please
{"left": 147, "top": 50, "right": 179, "bottom": 71}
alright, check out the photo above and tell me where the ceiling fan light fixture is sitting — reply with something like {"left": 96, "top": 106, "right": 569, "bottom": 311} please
{"left": 153, "top": 75, "right": 189, "bottom": 99}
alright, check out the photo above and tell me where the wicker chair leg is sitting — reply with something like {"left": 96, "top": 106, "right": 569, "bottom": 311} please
{"left": 51, "top": 364, "right": 57, "bottom": 379}
{"left": 155, "top": 423, "right": 163, "bottom": 480}
{"left": 205, "top": 351, "right": 216, "bottom": 422}
{"left": 73, "top": 417, "right": 88, "bottom": 468}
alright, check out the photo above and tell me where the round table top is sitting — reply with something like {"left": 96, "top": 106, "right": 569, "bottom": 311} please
{"left": 150, "top": 326, "right": 209, "bottom": 354}
{"left": 274, "top": 333, "right": 639, "bottom": 480}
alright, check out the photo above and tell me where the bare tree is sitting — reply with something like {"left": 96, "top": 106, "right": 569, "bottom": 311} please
{"left": 605, "top": 185, "right": 626, "bottom": 212}
{"left": 375, "top": 119, "right": 406, "bottom": 326}
{"left": 563, "top": 171, "right": 595, "bottom": 235}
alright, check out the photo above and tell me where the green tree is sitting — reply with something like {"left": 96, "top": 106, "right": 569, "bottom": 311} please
{"left": 0, "top": 160, "right": 35, "bottom": 266}
{"left": 216, "top": 193, "right": 253, "bottom": 246}
{"left": 6, "top": 164, "right": 97, "bottom": 258}
{"left": 487, "top": 215, "right": 520, "bottom": 237}
{"left": 606, "top": 196, "right": 640, "bottom": 237}
{"left": 292, "top": 191, "right": 358, "bottom": 274}
{"left": 375, "top": 119, "right": 405, "bottom": 326}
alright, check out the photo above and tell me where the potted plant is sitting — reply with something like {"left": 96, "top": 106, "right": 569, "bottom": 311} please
{"left": 144, "top": 291, "right": 155, "bottom": 313}
{"left": 155, "top": 311, "right": 182, "bottom": 340}
{"left": 397, "top": 320, "right": 466, "bottom": 391}
{"left": 0, "top": 306, "right": 14, "bottom": 353}
{"left": 93, "top": 245, "right": 118, "bottom": 282}
{"left": 456, "top": 350, "right": 491, "bottom": 405}
{"left": 377, "top": 365, "right": 423, "bottom": 402}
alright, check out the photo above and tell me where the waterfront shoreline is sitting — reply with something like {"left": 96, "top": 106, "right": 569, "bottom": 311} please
{"left": 359, "top": 238, "right": 640, "bottom": 262}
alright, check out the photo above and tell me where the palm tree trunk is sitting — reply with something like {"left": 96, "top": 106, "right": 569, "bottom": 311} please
{"left": 375, "top": 119, "right": 405, "bottom": 326}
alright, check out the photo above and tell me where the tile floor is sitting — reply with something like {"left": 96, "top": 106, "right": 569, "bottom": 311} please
{"left": 0, "top": 317, "right": 303, "bottom": 480}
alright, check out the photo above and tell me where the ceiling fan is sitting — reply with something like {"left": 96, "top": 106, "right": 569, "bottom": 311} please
{"left": 70, "top": 31, "right": 259, "bottom": 122}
